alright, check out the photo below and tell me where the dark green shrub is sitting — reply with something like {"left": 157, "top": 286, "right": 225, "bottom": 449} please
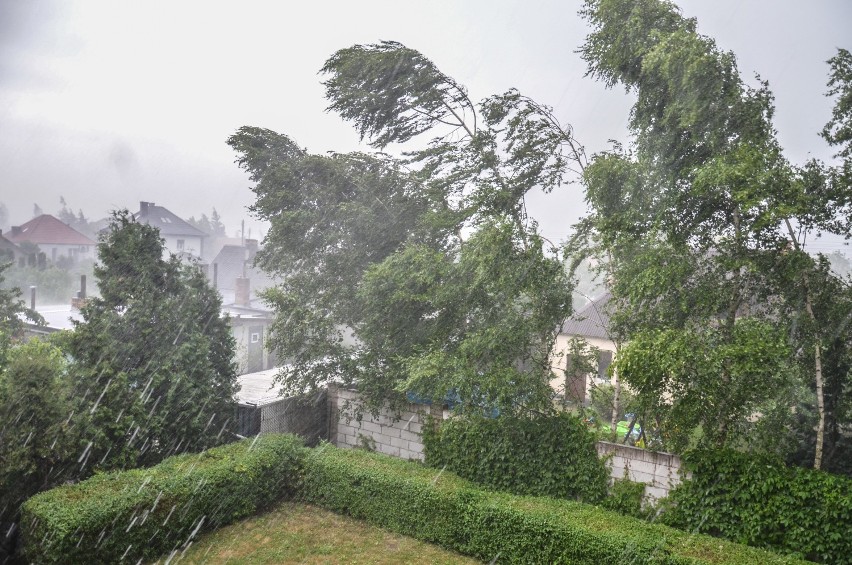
{"left": 301, "top": 444, "right": 806, "bottom": 564}
{"left": 601, "top": 477, "right": 647, "bottom": 518}
{"left": 20, "top": 434, "right": 305, "bottom": 564}
{"left": 422, "top": 412, "right": 609, "bottom": 503}
{"left": 660, "top": 449, "right": 852, "bottom": 564}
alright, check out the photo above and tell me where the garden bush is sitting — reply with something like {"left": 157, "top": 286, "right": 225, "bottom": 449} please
{"left": 301, "top": 444, "right": 807, "bottom": 564}
{"left": 422, "top": 412, "right": 609, "bottom": 503}
{"left": 660, "top": 449, "right": 852, "bottom": 564}
{"left": 20, "top": 434, "right": 306, "bottom": 564}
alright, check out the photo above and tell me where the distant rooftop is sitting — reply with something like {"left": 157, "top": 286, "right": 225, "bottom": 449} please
{"left": 8, "top": 215, "right": 96, "bottom": 246}
{"left": 559, "top": 292, "right": 612, "bottom": 339}
{"left": 133, "top": 201, "right": 207, "bottom": 238}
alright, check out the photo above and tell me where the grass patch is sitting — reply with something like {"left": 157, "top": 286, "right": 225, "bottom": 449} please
{"left": 150, "top": 501, "right": 480, "bottom": 564}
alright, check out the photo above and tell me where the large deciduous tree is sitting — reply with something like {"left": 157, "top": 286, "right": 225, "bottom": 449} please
{"left": 67, "top": 211, "right": 238, "bottom": 471}
{"left": 576, "top": 0, "right": 851, "bottom": 462}
{"left": 229, "top": 41, "right": 583, "bottom": 414}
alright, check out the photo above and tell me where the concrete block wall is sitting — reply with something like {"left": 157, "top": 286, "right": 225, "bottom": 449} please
{"left": 327, "top": 385, "right": 444, "bottom": 461}
{"left": 596, "top": 441, "right": 687, "bottom": 501}
{"left": 326, "top": 387, "right": 686, "bottom": 500}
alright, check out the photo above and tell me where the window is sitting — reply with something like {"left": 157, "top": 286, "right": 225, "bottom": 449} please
{"left": 250, "top": 332, "right": 260, "bottom": 344}
{"left": 177, "top": 239, "right": 185, "bottom": 250}
{"left": 598, "top": 350, "right": 613, "bottom": 381}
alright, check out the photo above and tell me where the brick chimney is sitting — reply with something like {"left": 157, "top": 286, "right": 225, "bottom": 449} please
{"left": 139, "top": 201, "right": 153, "bottom": 218}
{"left": 71, "top": 275, "right": 88, "bottom": 310}
{"left": 235, "top": 277, "right": 250, "bottom": 307}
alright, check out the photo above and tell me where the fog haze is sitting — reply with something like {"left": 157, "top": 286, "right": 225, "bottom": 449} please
{"left": 1, "top": 0, "right": 849, "bottom": 251}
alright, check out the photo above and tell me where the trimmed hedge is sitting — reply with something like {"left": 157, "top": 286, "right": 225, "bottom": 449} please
{"left": 422, "top": 412, "right": 609, "bottom": 503}
{"left": 660, "top": 449, "right": 852, "bottom": 564}
{"left": 20, "top": 434, "right": 305, "bottom": 564}
{"left": 301, "top": 444, "right": 808, "bottom": 564}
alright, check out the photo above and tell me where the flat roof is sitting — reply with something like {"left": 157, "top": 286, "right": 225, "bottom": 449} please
{"left": 235, "top": 367, "right": 285, "bottom": 406}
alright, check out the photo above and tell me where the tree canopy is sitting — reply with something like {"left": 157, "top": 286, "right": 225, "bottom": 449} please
{"left": 229, "top": 41, "right": 585, "bottom": 414}
{"left": 575, "top": 0, "right": 852, "bottom": 465}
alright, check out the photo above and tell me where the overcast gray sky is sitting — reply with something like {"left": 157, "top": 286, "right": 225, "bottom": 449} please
{"left": 1, "top": 0, "right": 849, "bottom": 252}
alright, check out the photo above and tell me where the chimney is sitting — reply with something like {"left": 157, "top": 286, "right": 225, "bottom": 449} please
{"left": 71, "top": 275, "right": 89, "bottom": 310}
{"left": 139, "top": 201, "right": 152, "bottom": 218}
{"left": 213, "top": 263, "right": 218, "bottom": 289}
{"left": 30, "top": 286, "right": 36, "bottom": 310}
{"left": 235, "top": 277, "right": 250, "bottom": 307}
{"left": 245, "top": 238, "right": 259, "bottom": 261}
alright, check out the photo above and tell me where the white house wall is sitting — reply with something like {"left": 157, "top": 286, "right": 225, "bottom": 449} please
{"left": 551, "top": 334, "right": 619, "bottom": 401}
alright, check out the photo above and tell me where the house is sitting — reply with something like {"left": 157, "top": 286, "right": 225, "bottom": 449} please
{"left": 133, "top": 201, "right": 207, "bottom": 258}
{"left": 553, "top": 292, "right": 616, "bottom": 404}
{"left": 220, "top": 276, "right": 278, "bottom": 375}
{"left": 7, "top": 215, "right": 96, "bottom": 265}
{"left": 0, "top": 231, "right": 23, "bottom": 265}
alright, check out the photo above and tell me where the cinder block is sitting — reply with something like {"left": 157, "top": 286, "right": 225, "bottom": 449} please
{"left": 629, "top": 460, "right": 656, "bottom": 475}
{"left": 377, "top": 444, "right": 400, "bottom": 457}
{"left": 644, "top": 486, "right": 668, "bottom": 501}
{"left": 628, "top": 470, "right": 655, "bottom": 485}
{"left": 390, "top": 436, "right": 408, "bottom": 449}
{"left": 360, "top": 421, "right": 382, "bottom": 434}
{"left": 381, "top": 425, "right": 402, "bottom": 439}
{"left": 408, "top": 441, "right": 424, "bottom": 454}
{"left": 409, "top": 422, "right": 423, "bottom": 434}
{"left": 400, "top": 429, "right": 421, "bottom": 443}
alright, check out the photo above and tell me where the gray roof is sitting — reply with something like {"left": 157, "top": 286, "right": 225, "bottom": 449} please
{"left": 133, "top": 202, "right": 207, "bottom": 238}
{"left": 559, "top": 292, "right": 612, "bottom": 339}
{"left": 235, "top": 367, "right": 285, "bottom": 406}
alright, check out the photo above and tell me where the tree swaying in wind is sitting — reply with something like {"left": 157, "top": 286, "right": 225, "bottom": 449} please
{"left": 575, "top": 0, "right": 852, "bottom": 466}
{"left": 229, "top": 41, "right": 586, "bottom": 415}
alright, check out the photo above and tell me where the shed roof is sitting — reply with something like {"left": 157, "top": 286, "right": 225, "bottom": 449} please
{"left": 235, "top": 367, "right": 285, "bottom": 406}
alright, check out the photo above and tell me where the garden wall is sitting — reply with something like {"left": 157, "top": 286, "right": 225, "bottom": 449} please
{"left": 596, "top": 441, "right": 686, "bottom": 501}
{"left": 327, "top": 385, "right": 446, "bottom": 460}
{"left": 326, "top": 386, "right": 686, "bottom": 498}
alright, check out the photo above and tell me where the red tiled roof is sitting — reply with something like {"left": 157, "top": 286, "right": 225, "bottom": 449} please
{"left": 8, "top": 215, "right": 96, "bottom": 246}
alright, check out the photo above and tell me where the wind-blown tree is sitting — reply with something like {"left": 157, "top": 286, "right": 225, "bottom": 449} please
{"left": 187, "top": 208, "right": 227, "bottom": 237}
{"left": 229, "top": 41, "right": 583, "bottom": 414}
{"left": 576, "top": 0, "right": 851, "bottom": 458}
{"left": 67, "top": 211, "right": 238, "bottom": 471}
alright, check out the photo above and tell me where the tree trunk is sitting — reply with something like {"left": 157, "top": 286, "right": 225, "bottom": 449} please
{"left": 611, "top": 372, "right": 620, "bottom": 436}
{"left": 784, "top": 219, "right": 826, "bottom": 469}
{"left": 806, "top": 302, "right": 826, "bottom": 470}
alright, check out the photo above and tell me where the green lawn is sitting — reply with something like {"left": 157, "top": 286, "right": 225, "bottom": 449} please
{"left": 149, "top": 501, "right": 480, "bottom": 564}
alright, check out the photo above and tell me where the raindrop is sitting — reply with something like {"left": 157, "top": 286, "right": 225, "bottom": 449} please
{"left": 89, "top": 377, "right": 113, "bottom": 415}
{"left": 430, "top": 464, "right": 447, "bottom": 485}
{"left": 162, "top": 504, "right": 177, "bottom": 526}
{"left": 137, "top": 476, "right": 152, "bottom": 494}
{"left": 120, "top": 544, "right": 133, "bottom": 560}
{"left": 98, "top": 446, "right": 112, "bottom": 466}
{"left": 77, "top": 441, "right": 93, "bottom": 463}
